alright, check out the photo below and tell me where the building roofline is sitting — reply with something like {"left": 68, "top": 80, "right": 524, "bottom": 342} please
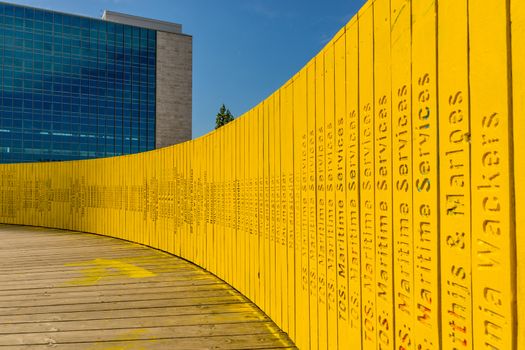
{"left": 102, "top": 10, "right": 182, "bottom": 34}
{"left": 0, "top": 1, "right": 184, "bottom": 34}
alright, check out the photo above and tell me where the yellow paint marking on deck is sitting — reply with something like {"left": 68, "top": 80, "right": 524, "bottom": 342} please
{"left": 65, "top": 258, "right": 156, "bottom": 285}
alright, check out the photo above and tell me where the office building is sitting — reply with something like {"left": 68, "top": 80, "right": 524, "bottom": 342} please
{"left": 0, "top": 2, "right": 192, "bottom": 163}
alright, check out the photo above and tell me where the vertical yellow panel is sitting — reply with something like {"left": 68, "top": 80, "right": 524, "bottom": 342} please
{"left": 214, "top": 132, "right": 219, "bottom": 275}
{"left": 511, "top": 1, "right": 524, "bottom": 347}
{"left": 222, "top": 127, "right": 229, "bottom": 284}
{"left": 157, "top": 149, "right": 164, "bottom": 252}
{"left": 232, "top": 118, "right": 242, "bottom": 293}
{"left": 306, "top": 61, "right": 318, "bottom": 350}
{"left": 178, "top": 144, "right": 185, "bottom": 258}
{"left": 390, "top": 0, "right": 414, "bottom": 348}
{"left": 251, "top": 108, "right": 257, "bottom": 302}
{"left": 111, "top": 157, "right": 115, "bottom": 237}
{"left": 174, "top": 146, "right": 180, "bottom": 254}
{"left": 132, "top": 154, "right": 139, "bottom": 246}
{"left": 250, "top": 110, "right": 258, "bottom": 303}
{"left": 277, "top": 94, "right": 286, "bottom": 332}
{"left": 175, "top": 144, "right": 182, "bottom": 256}
{"left": 121, "top": 156, "right": 128, "bottom": 242}
{"left": 243, "top": 114, "right": 249, "bottom": 298}
{"left": 194, "top": 140, "right": 200, "bottom": 266}
{"left": 137, "top": 153, "right": 142, "bottom": 244}
{"left": 207, "top": 134, "right": 215, "bottom": 273}
{"left": 135, "top": 154, "right": 141, "bottom": 245}
{"left": 163, "top": 147, "right": 171, "bottom": 253}
{"left": 196, "top": 138, "right": 204, "bottom": 266}
{"left": 184, "top": 142, "right": 190, "bottom": 261}
{"left": 411, "top": 0, "right": 439, "bottom": 347}
{"left": 179, "top": 144, "right": 185, "bottom": 259}
{"left": 315, "top": 51, "right": 328, "bottom": 350}
{"left": 470, "top": 1, "right": 515, "bottom": 349}
{"left": 323, "top": 40, "right": 338, "bottom": 350}
{"left": 184, "top": 142, "right": 191, "bottom": 261}
{"left": 293, "top": 70, "right": 306, "bottom": 347}
{"left": 345, "top": 16, "right": 361, "bottom": 349}
{"left": 169, "top": 146, "right": 174, "bottom": 254}
{"left": 268, "top": 94, "right": 277, "bottom": 322}
{"left": 263, "top": 100, "right": 271, "bottom": 314}
{"left": 85, "top": 159, "right": 91, "bottom": 233}
{"left": 240, "top": 116, "right": 247, "bottom": 297}
{"left": 169, "top": 147, "right": 175, "bottom": 256}
{"left": 124, "top": 156, "right": 130, "bottom": 240}
{"left": 203, "top": 136, "right": 208, "bottom": 267}
{"left": 199, "top": 138, "right": 205, "bottom": 268}
{"left": 104, "top": 159, "right": 110, "bottom": 238}
{"left": 214, "top": 131, "right": 220, "bottom": 274}
{"left": 149, "top": 150, "right": 156, "bottom": 247}
{"left": 190, "top": 140, "right": 197, "bottom": 265}
{"left": 373, "top": 0, "right": 394, "bottom": 348}
{"left": 203, "top": 136, "right": 210, "bottom": 268}
{"left": 334, "top": 24, "right": 350, "bottom": 350}
{"left": 260, "top": 102, "right": 268, "bottom": 309}
{"left": 279, "top": 91, "right": 287, "bottom": 331}
{"left": 201, "top": 135, "right": 212, "bottom": 270}
{"left": 256, "top": 105, "right": 264, "bottom": 306}
{"left": 221, "top": 127, "right": 227, "bottom": 283}
{"left": 95, "top": 159, "right": 100, "bottom": 234}
{"left": 102, "top": 159, "right": 107, "bottom": 236}
{"left": 247, "top": 110, "right": 254, "bottom": 301}
{"left": 438, "top": 1, "right": 472, "bottom": 349}
{"left": 192, "top": 140, "right": 198, "bottom": 264}
{"left": 227, "top": 122, "right": 234, "bottom": 285}
{"left": 281, "top": 81, "right": 294, "bottom": 336}
{"left": 111, "top": 157, "right": 115, "bottom": 239}
{"left": 179, "top": 142, "right": 185, "bottom": 258}
{"left": 274, "top": 91, "right": 284, "bottom": 328}
{"left": 358, "top": 3, "right": 376, "bottom": 349}
{"left": 143, "top": 152, "right": 150, "bottom": 247}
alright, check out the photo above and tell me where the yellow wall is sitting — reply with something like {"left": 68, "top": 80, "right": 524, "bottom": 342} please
{"left": 0, "top": 0, "right": 522, "bottom": 349}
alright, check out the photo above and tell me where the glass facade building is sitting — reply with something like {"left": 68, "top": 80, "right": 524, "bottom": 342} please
{"left": 0, "top": 2, "right": 163, "bottom": 163}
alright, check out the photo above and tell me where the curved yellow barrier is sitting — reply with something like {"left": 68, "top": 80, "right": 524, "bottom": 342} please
{"left": 1, "top": 0, "right": 523, "bottom": 349}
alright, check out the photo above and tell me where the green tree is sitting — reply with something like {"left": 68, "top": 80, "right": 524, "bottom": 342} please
{"left": 215, "top": 104, "right": 234, "bottom": 129}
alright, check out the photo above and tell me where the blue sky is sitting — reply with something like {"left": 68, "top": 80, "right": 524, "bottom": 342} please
{"left": 8, "top": 0, "right": 366, "bottom": 138}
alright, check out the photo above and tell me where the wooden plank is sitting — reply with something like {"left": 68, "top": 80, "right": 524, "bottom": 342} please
{"left": 4, "top": 334, "right": 295, "bottom": 350}
{"left": 1, "top": 303, "right": 259, "bottom": 324}
{"left": 0, "top": 313, "right": 270, "bottom": 334}
{"left": 0, "top": 321, "right": 284, "bottom": 345}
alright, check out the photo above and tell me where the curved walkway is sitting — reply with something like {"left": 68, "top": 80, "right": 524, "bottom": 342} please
{"left": 0, "top": 224, "right": 296, "bottom": 350}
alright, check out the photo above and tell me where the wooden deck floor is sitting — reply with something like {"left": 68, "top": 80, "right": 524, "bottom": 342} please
{"left": 0, "top": 224, "right": 296, "bottom": 350}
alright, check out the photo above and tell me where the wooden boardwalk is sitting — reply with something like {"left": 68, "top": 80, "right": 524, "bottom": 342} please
{"left": 0, "top": 224, "right": 296, "bottom": 350}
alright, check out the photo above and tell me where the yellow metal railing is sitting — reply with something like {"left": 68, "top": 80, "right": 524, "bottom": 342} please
{"left": 1, "top": 0, "right": 523, "bottom": 349}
